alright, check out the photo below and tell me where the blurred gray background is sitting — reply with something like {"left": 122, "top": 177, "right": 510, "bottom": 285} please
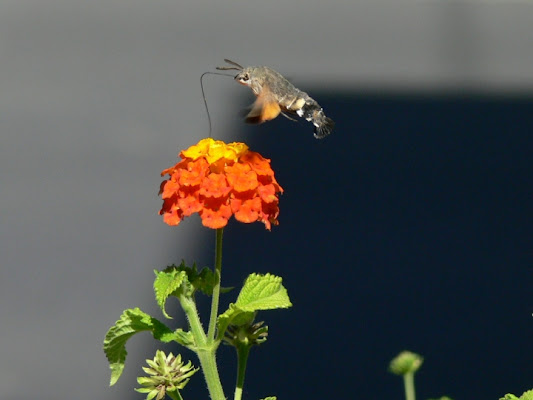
{"left": 1, "top": 1, "right": 532, "bottom": 400}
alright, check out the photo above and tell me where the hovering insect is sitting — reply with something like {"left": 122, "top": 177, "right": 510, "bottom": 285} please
{"left": 216, "top": 59, "right": 335, "bottom": 139}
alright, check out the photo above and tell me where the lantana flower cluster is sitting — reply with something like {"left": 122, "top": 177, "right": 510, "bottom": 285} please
{"left": 159, "top": 138, "right": 283, "bottom": 230}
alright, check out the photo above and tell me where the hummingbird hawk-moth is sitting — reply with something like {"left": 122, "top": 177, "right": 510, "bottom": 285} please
{"left": 217, "top": 59, "right": 335, "bottom": 139}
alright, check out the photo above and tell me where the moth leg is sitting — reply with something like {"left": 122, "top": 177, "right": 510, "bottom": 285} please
{"left": 280, "top": 111, "right": 298, "bottom": 122}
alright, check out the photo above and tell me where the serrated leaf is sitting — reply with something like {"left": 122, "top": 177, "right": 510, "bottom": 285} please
{"left": 231, "top": 311, "right": 256, "bottom": 326}
{"left": 189, "top": 266, "right": 217, "bottom": 296}
{"left": 155, "top": 262, "right": 228, "bottom": 299}
{"left": 184, "top": 263, "right": 234, "bottom": 296}
{"left": 103, "top": 308, "right": 175, "bottom": 386}
{"left": 154, "top": 267, "right": 188, "bottom": 319}
{"left": 216, "top": 304, "right": 255, "bottom": 341}
{"left": 217, "top": 304, "right": 241, "bottom": 340}
{"left": 522, "top": 390, "right": 533, "bottom": 400}
{"left": 502, "top": 390, "right": 533, "bottom": 400}
{"left": 216, "top": 274, "right": 291, "bottom": 340}
{"left": 236, "top": 273, "right": 292, "bottom": 311}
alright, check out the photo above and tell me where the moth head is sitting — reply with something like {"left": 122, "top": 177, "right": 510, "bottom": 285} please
{"left": 235, "top": 68, "right": 253, "bottom": 86}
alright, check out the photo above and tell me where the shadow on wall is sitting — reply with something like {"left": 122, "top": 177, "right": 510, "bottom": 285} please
{"left": 190, "top": 92, "right": 532, "bottom": 400}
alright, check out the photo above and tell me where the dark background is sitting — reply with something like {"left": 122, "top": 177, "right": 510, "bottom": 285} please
{"left": 191, "top": 93, "right": 532, "bottom": 399}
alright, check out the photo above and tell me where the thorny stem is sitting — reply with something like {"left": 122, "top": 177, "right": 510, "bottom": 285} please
{"left": 177, "top": 228, "right": 226, "bottom": 400}
{"left": 196, "top": 349, "right": 225, "bottom": 400}
{"left": 178, "top": 295, "right": 224, "bottom": 400}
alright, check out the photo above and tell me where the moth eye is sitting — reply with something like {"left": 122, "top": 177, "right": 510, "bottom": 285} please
{"left": 241, "top": 73, "right": 250, "bottom": 81}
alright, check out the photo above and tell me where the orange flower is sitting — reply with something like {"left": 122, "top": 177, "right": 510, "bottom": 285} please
{"left": 159, "top": 138, "right": 283, "bottom": 230}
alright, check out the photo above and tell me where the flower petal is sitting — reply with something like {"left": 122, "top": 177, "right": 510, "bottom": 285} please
{"left": 178, "top": 195, "right": 203, "bottom": 217}
{"left": 200, "top": 201, "right": 232, "bottom": 229}
{"left": 234, "top": 197, "right": 261, "bottom": 223}
{"left": 226, "top": 163, "right": 258, "bottom": 192}
{"left": 199, "top": 173, "right": 232, "bottom": 198}
{"left": 160, "top": 138, "right": 281, "bottom": 230}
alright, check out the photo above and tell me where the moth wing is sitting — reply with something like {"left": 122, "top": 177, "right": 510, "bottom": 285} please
{"left": 244, "top": 89, "right": 281, "bottom": 124}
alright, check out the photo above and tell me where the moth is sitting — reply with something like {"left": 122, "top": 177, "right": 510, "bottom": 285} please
{"left": 217, "top": 59, "right": 335, "bottom": 139}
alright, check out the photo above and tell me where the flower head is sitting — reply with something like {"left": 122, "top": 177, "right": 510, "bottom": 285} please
{"left": 135, "top": 350, "right": 197, "bottom": 400}
{"left": 159, "top": 138, "right": 283, "bottom": 230}
{"left": 223, "top": 320, "right": 269, "bottom": 348}
{"left": 389, "top": 351, "right": 424, "bottom": 376}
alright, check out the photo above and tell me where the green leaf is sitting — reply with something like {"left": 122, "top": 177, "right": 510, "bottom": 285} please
{"left": 231, "top": 310, "right": 257, "bottom": 326}
{"left": 103, "top": 308, "right": 175, "bottom": 386}
{"left": 261, "top": 397, "right": 277, "bottom": 400}
{"left": 500, "top": 390, "right": 533, "bottom": 400}
{"left": 154, "top": 267, "right": 188, "bottom": 319}
{"left": 217, "top": 304, "right": 255, "bottom": 339}
{"left": 155, "top": 262, "right": 228, "bottom": 302}
{"left": 217, "top": 273, "right": 291, "bottom": 340}
{"left": 236, "top": 273, "right": 292, "bottom": 311}
{"left": 174, "top": 328, "right": 195, "bottom": 348}
{"left": 184, "top": 262, "right": 233, "bottom": 296}
{"left": 522, "top": 390, "right": 533, "bottom": 400}
{"left": 187, "top": 264, "right": 217, "bottom": 296}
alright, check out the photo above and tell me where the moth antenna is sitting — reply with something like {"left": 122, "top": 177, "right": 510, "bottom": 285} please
{"left": 200, "top": 71, "right": 234, "bottom": 137}
{"left": 216, "top": 66, "right": 241, "bottom": 71}
{"left": 223, "top": 58, "right": 244, "bottom": 69}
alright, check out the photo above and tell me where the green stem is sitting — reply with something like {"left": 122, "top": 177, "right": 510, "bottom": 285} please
{"left": 177, "top": 228, "right": 225, "bottom": 399}
{"left": 167, "top": 389, "right": 184, "bottom": 400}
{"left": 207, "top": 228, "right": 223, "bottom": 342}
{"left": 234, "top": 344, "right": 251, "bottom": 400}
{"left": 179, "top": 295, "right": 207, "bottom": 347}
{"left": 179, "top": 294, "right": 225, "bottom": 400}
{"left": 196, "top": 349, "right": 225, "bottom": 400}
{"left": 403, "top": 372, "right": 416, "bottom": 400}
